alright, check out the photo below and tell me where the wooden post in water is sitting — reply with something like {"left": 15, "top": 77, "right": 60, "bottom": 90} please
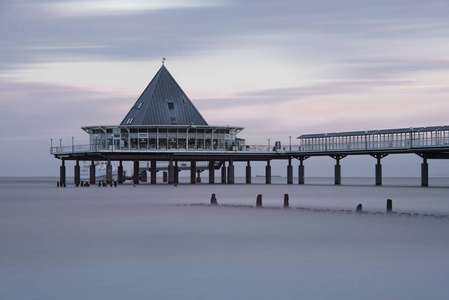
{"left": 284, "top": 194, "right": 289, "bottom": 208}
{"left": 210, "top": 193, "right": 218, "bottom": 206}
{"left": 256, "top": 194, "right": 263, "bottom": 208}
{"left": 386, "top": 199, "right": 393, "bottom": 214}
{"left": 356, "top": 203, "right": 363, "bottom": 214}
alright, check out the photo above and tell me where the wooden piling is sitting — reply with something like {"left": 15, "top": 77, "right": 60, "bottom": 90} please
{"left": 356, "top": 204, "right": 363, "bottom": 214}
{"left": 256, "top": 194, "right": 263, "bottom": 208}
{"left": 210, "top": 193, "right": 218, "bottom": 206}
{"left": 284, "top": 194, "right": 289, "bottom": 208}
{"left": 387, "top": 199, "right": 393, "bottom": 214}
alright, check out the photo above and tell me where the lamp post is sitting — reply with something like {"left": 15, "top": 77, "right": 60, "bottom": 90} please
{"left": 59, "top": 139, "right": 62, "bottom": 147}
{"left": 72, "top": 136, "right": 74, "bottom": 153}
{"left": 50, "top": 138, "right": 53, "bottom": 154}
{"left": 268, "top": 138, "right": 271, "bottom": 152}
{"left": 289, "top": 136, "right": 292, "bottom": 152}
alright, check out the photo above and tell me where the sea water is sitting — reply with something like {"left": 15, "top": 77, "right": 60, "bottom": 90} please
{"left": 1, "top": 177, "right": 449, "bottom": 299}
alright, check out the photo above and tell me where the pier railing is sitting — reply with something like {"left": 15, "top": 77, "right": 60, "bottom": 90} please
{"left": 50, "top": 144, "right": 302, "bottom": 155}
{"left": 299, "top": 137, "right": 449, "bottom": 152}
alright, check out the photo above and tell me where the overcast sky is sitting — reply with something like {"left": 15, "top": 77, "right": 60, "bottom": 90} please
{"left": 1, "top": 0, "right": 449, "bottom": 177}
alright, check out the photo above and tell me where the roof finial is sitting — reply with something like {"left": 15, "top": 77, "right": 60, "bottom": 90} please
{"left": 162, "top": 57, "right": 166, "bottom": 65}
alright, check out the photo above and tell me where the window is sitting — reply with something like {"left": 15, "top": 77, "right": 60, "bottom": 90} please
{"left": 170, "top": 117, "right": 177, "bottom": 124}
{"left": 137, "top": 103, "right": 142, "bottom": 109}
{"left": 126, "top": 118, "right": 134, "bottom": 125}
{"left": 168, "top": 102, "right": 174, "bottom": 110}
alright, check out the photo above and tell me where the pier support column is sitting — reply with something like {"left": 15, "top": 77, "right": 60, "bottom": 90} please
{"left": 335, "top": 161, "right": 341, "bottom": 185}
{"left": 90, "top": 160, "right": 96, "bottom": 184}
{"left": 266, "top": 160, "right": 271, "bottom": 184}
{"left": 331, "top": 155, "right": 346, "bottom": 185}
{"left": 133, "top": 160, "right": 139, "bottom": 184}
{"left": 60, "top": 159, "right": 66, "bottom": 185}
{"left": 118, "top": 161, "right": 123, "bottom": 184}
{"left": 150, "top": 160, "right": 157, "bottom": 184}
{"left": 221, "top": 163, "right": 227, "bottom": 184}
{"left": 298, "top": 157, "right": 308, "bottom": 185}
{"left": 190, "top": 160, "right": 196, "bottom": 184}
{"left": 287, "top": 158, "right": 293, "bottom": 184}
{"left": 228, "top": 160, "right": 235, "bottom": 184}
{"left": 168, "top": 159, "right": 175, "bottom": 184}
{"left": 74, "top": 160, "right": 80, "bottom": 186}
{"left": 197, "top": 170, "right": 202, "bottom": 183}
{"left": 371, "top": 154, "right": 387, "bottom": 186}
{"left": 209, "top": 160, "right": 215, "bottom": 184}
{"left": 246, "top": 161, "right": 252, "bottom": 184}
{"left": 375, "top": 161, "right": 382, "bottom": 186}
{"left": 421, "top": 157, "right": 429, "bottom": 187}
{"left": 106, "top": 160, "right": 112, "bottom": 185}
{"left": 174, "top": 162, "right": 179, "bottom": 184}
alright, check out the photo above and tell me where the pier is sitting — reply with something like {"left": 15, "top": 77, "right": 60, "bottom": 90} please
{"left": 51, "top": 62, "right": 449, "bottom": 187}
{"left": 52, "top": 125, "right": 449, "bottom": 187}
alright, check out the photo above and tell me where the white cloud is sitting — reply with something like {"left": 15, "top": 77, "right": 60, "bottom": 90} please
{"left": 41, "top": 0, "right": 228, "bottom": 16}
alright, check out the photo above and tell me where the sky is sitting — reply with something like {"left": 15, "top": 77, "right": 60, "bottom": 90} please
{"left": 1, "top": 0, "right": 449, "bottom": 177}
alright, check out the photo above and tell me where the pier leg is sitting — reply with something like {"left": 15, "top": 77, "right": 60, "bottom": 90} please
{"left": 174, "top": 162, "right": 179, "bottom": 184}
{"left": 60, "top": 160, "right": 66, "bottom": 185}
{"left": 371, "top": 154, "right": 387, "bottom": 186}
{"left": 133, "top": 160, "right": 139, "bottom": 184}
{"left": 141, "top": 171, "right": 147, "bottom": 182}
{"left": 287, "top": 158, "right": 293, "bottom": 184}
{"left": 74, "top": 160, "right": 80, "bottom": 186}
{"left": 228, "top": 160, "right": 234, "bottom": 184}
{"left": 246, "top": 161, "right": 252, "bottom": 184}
{"left": 197, "top": 170, "right": 202, "bottom": 183}
{"left": 209, "top": 160, "right": 215, "bottom": 184}
{"left": 375, "top": 158, "right": 382, "bottom": 186}
{"left": 190, "top": 160, "right": 196, "bottom": 184}
{"left": 118, "top": 161, "right": 123, "bottom": 184}
{"left": 421, "top": 158, "right": 428, "bottom": 187}
{"left": 90, "top": 160, "right": 96, "bottom": 184}
{"left": 334, "top": 159, "right": 341, "bottom": 185}
{"left": 106, "top": 160, "right": 112, "bottom": 185}
{"left": 298, "top": 159, "right": 305, "bottom": 185}
{"left": 331, "top": 155, "right": 345, "bottom": 185}
{"left": 221, "top": 164, "right": 227, "bottom": 184}
{"left": 266, "top": 160, "right": 271, "bottom": 184}
{"left": 168, "top": 160, "right": 175, "bottom": 184}
{"left": 150, "top": 160, "right": 157, "bottom": 184}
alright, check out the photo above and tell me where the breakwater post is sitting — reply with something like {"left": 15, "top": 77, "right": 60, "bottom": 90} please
{"left": 387, "top": 199, "right": 393, "bottom": 214}
{"left": 256, "top": 194, "right": 263, "bottom": 208}
{"left": 284, "top": 194, "right": 289, "bottom": 208}
{"left": 211, "top": 193, "right": 218, "bottom": 205}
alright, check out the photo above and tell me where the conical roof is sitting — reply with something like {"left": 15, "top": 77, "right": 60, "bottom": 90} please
{"left": 120, "top": 65, "right": 208, "bottom": 126}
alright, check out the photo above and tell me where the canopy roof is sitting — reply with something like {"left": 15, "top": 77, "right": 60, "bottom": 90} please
{"left": 298, "top": 125, "right": 449, "bottom": 139}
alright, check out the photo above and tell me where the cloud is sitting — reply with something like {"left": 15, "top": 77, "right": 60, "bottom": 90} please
{"left": 40, "top": 0, "right": 228, "bottom": 16}
{"left": 0, "top": 80, "right": 131, "bottom": 142}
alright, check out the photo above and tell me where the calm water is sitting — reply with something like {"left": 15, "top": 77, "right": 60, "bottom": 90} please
{"left": 1, "top": 177, "right": 449, "bottom": 299}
